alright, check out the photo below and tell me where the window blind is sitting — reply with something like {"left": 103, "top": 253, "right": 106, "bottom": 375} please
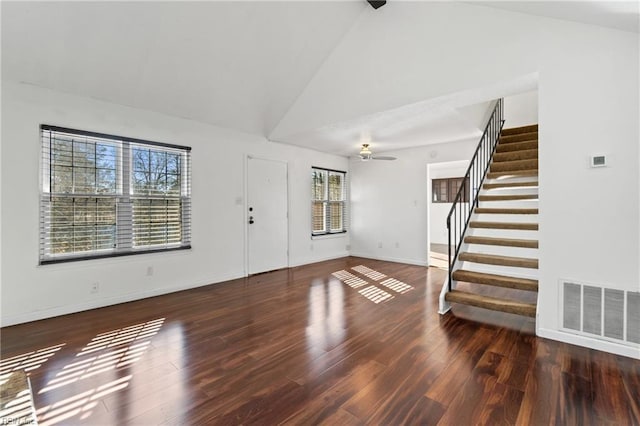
{"left": 311, "top": 167, "right": 347, "bottom": 236}
{"left": 40, "top": 125, "right": 191, "bottom": 264}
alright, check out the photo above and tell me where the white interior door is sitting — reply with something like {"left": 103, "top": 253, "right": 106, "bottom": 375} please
{"left": 247, "top": 157, "right": 288, "bottom": 275}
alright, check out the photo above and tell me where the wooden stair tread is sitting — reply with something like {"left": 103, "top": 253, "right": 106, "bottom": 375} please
{"left": 487, "top": 169, "right": 538, "bottom": 179}
{"left": 452, "top": 269, "right": 538, "bottom": 291}
{"left": 474, "top": 207, "right": 538, "bottom": 214}
{"left": 464, "top": 235, "right": 538, "bottom": 248}
{"left": 501, "top": 124, "right": 538, "bottom": 136}
{"left": 479, "top": 194, "right": 538, "bottom": 201}
{"left": 445, "top": 290, "right": 536, "bottom": 317}
{"left": 491, "top": 158, "right": 538, "bottom": 172}
{"left": 493, "top": 149, "right": 538, "bottom": 162}
{"left": 496, "top": 140, "right": 538, "bottom": 153}
{"left": 470, "top": 221, "right": 538, "bottom": 230}
{"left": 499, "top": 132, "right": 538, "bottom": 144}
{"left": 459, "top": 252, "right": 538, "bottom": 269}
{"left": 483, "top": 181, "right": 538, "bottom": 190}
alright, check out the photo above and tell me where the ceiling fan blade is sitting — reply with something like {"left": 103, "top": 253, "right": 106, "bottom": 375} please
{"left": 371, "top": 156, "right": 397, "bottom": 161}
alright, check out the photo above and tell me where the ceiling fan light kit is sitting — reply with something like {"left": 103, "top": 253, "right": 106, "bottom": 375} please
{"left": 360, "top": 143, "right": 373, "bottom": 160}
{"left": 358, "top": 143, "right": 396, "bottom": 161}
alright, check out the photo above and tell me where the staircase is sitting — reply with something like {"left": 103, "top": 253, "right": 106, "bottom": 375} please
{"left": 442, "top": 124, "right": 539, "bottom": 318}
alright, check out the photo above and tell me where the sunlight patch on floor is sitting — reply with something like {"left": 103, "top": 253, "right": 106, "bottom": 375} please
{"left": 380, "top": 278, "right": 414, "bottom": 294}
{"left": 359, "top": 286, "right": 394, "bottom": 304}
{"left": 331, "top": 270, "right": 368, "bottom": 288}
{"left": 351, "top": 265, "right": 387, "bottom": 281}
{"left": 0, "top": 344, "right": 66, "bottom": 376}
{"left": 332, "top": 266, "right": 416, "bottom": 305}
{"left": 29, "top": 318, "right": 165, "bottom": 425}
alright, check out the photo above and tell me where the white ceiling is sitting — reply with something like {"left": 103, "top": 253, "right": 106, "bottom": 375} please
{"left": 1, "top": 1, "right": 365, "bottom": 136}
{"left": 2, "top": 1, "right": 637, "bottom": 157}
{"left": 474, "top": 1, "right": 639, "bottom": 34}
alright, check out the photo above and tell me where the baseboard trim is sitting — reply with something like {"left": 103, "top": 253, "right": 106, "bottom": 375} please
{"left": 348, "top": 252, "right": 427, "bottom": 267}
{"left": 289, "top": 252, "right": 350, "bottom": 268}
{"left": 1, "top": 271, "right": 245, "bottom": 327}
{"left": 537, "top": 327, "right": 640, "bottom": 360}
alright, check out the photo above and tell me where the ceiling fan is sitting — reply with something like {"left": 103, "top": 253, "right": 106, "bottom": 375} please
{"left": 358, "top": 143, "right": 396, "bottom": 161}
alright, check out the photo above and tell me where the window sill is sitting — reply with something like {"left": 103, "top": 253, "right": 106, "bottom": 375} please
{"left": 39, "top": 245, "right": 192, "bottom": 266}
{"left": 311, "top": 232, "right": 347, "bottom": 240}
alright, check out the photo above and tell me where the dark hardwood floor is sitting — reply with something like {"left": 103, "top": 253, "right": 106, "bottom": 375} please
{"left": 1, "top": 256, "right": 639, "bottom": 425}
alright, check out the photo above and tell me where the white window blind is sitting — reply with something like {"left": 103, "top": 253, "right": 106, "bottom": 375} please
{"left": 311, "top": 167, "right": 347, "bottom": 236}
{"left": 40, "top": 125, "right": 191, "bottom": 264}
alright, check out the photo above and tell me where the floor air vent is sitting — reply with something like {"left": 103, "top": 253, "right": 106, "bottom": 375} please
{"left": 562, "top": 281, "right": 640, "bottom": 345}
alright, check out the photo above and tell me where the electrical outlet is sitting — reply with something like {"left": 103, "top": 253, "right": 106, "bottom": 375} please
{"left": 91, "top": 282, "right": 99, "bottom": 294}
{"left": 146, "top": 266, "right": 154, "bottom": 276}
{"left": 395, "top": 242, "right": 400, "bottom": 248}
{"left": 378, "top": 242, "right": 383, "bottom": 248}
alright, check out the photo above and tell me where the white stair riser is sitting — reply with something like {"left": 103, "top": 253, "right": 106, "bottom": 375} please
{"left": 463, "top": 244, "right": 538, "bottom": 258}
{"left": 473, "top": 213, "right": 539, "bottom": 223}
{"left": 459, "top": 262, "right": 539, "bottom": 280}
{"left": 484, "top": 176, "right": 538, "bottom": 185}
{"left": 478, "top": 200, "right": 538, "bottom": 209}
{"left": 467, "top": 228, "right": 538, "bottom": 240}
{"left": 480, "top": 187, "right": 538, "bottom": 196}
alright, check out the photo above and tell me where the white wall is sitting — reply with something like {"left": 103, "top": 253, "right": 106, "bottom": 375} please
{"left": 339, "top": 3, "right": 638, "bottom": 355}
{"left": 350, "top": 138, "right": 477, "bottom": 265}
{"left": 0, "top": 82, "right": 349, "bottom": 326}
{"left": 428, "top": 162, "right": 470, "bottom": 245}
{"left": 504, "top": 90, "right": 538, "bottom": 128}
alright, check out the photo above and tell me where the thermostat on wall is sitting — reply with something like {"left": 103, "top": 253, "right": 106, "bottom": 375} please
{"left": 590, "top": 154, "right": 607, "bottom": 168}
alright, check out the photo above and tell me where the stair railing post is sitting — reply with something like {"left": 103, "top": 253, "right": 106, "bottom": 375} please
{"left": 447, "top": 214, "right": 452, "bottom": 292}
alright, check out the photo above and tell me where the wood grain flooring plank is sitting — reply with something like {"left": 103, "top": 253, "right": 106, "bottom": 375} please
{"left": 516, "top": 363, "right": 562, "bottom": 425}
{"left": 495, "top": 354, "right": 529, "bottom": 392}
{"left": 364, "top": 355, "right": 445, "bottom": 425}
{"left": 590, "top": 350, "right": 637, "bottom": 425}
{"left": 281, "top": 359, "right": 385, "bottom": 425}
{"left": 557, "top": 371, "right": 594, "bottom": 426}
{"left": 435, "top": 367, "right": 499, "bottom": 425}
{"left": 342, "top": 344, "right": 443, "bottom": 421}
{"left": 478, "top": 381, "right": 523, "bottom": 426}
{"left": 617, "top": 355, "right": 640, "bottom": 422}
{"left": 316, "top": 408, "right": 364, "bottom": 426}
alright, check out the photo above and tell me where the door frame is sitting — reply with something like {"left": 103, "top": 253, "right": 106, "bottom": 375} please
{"left": 243, "top": 154, "right": 290, "bottom": 276}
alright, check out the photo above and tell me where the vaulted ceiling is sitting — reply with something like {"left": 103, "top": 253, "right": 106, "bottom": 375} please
{"left": 2, "top": 1, "right": 637, "bottom": 157}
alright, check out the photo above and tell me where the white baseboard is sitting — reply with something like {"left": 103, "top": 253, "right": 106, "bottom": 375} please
{"left": 348, "top": 252, "right": 427, "bottom": 267}
{"left": 537, "top": 327, "right": 640, "bottom": 360}
{"left": 289, "top": 252, "right": 349, "bottom": 268}
{"left": 0, "top": 271, "right": 245, "bottom": 327}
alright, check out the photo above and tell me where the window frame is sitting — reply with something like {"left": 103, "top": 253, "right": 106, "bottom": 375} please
{"left": 432, "top": 177, "right": 470, "bottom": 203}
{"left": 39, "top": 125, "right": 192, "bottom": 265}
{"left": 311, "top": 166, "right": 347, "bottom": 237}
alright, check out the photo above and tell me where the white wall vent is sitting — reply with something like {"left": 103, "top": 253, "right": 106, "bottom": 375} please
{"left": 561, "top": 280, "right": 640, "bottom": 346}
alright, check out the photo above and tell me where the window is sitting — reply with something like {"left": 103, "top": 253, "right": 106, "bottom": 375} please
{"left": 432, "top": 177, "right": 469, "bottom": 203}
{"left": 40, "top": 125, "right": 191, "bottom": 264}
{"left": 312, "top": 167, "right": 347, "bottom": 236}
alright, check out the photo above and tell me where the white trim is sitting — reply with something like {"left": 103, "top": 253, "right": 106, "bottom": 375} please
{"left": 438, "top": 275, "right": 451, "bottom": 314}
{"left": 0, "top": 270, "right": 245, "bottom": 327}
{"left": 348, "top": 251, "right": 427, "bottom": 267}
{"left": 537, "top": 327, "right": 640, "bottom": 360}
{"left": 289, "top": 252, "right": 350, "bottom": 268}
{"left": 311, "top": 232, "right": 348, "bottom": 241}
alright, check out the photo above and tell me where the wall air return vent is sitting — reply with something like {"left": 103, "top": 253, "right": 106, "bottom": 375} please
{"left": 561, "top": 280, "right": 640, "bottom": 346}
